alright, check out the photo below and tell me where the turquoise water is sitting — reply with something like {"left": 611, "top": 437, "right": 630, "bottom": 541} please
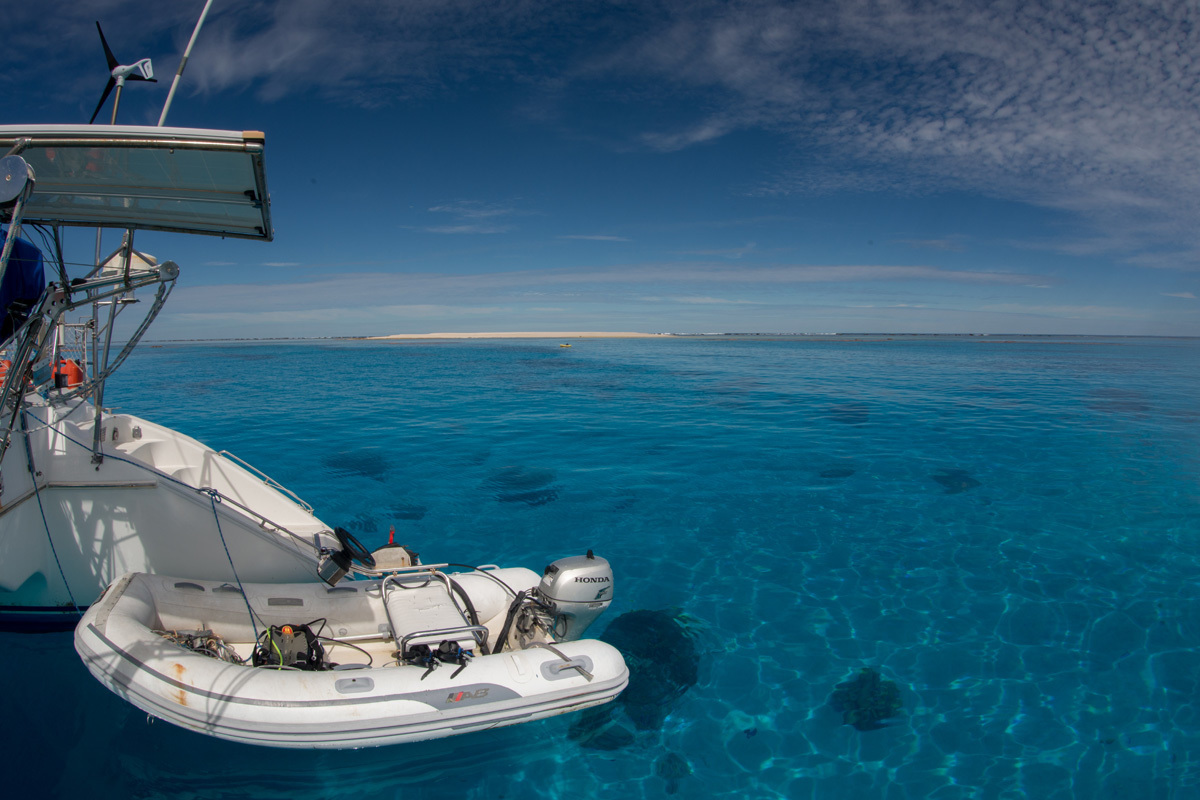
{"left": 3, "top": 336, "right": 1199, "bottom": 798}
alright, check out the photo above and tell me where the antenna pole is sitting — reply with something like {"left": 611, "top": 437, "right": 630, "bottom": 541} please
{"left": 110, "top": 81, "right": 123, "bottom": 125}
{"left": 157, "top": 0, "right": 216, "bottom": 126}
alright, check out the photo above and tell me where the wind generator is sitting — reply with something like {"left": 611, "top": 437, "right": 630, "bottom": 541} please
{"left": 87, "top": 22, "right": 156, "bottom": 124}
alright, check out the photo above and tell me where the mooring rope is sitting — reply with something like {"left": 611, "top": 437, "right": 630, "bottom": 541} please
{"left": 205, "top": 489, "right": 259, "bottom": 640}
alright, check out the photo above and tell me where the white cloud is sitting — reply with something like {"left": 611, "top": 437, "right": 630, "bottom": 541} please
{"left": 422, "top": 224, "right": 513, "bottom": 235}
{"left": 1162, "top": 292, "right": 1196, "bottom": 299}
{"left": 895, "top": 238, "right": 967, "bottom": 253}
{"left": 671, "top": 296, "right": 758, "bottom": 305}
{"left": 678, "top": 242, "right": 757, "bottom": 259}
{"left": 640, "top": 118, "right": 738, "bottom": 152}
{"left": 417, "top": 200, "right": 523, "bottom": 234}
{"left": 166, "top": 261, "right": 1046, "bottom": 319}
{"left": 559, "top": 235, "right": 631, "bottom": 241}
{"left": 979, "top": 303, "right": 1141, "bottom": 319}
{"left": 429, "top": 201, "right": 516, "bottom": 219}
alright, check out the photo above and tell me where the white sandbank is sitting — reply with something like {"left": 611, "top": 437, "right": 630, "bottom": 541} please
{"left": 368, "top": 331, "right": 670, "bottom": 340}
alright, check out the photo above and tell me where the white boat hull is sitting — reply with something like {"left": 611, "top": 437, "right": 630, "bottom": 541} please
{"left": 0, "top": 125, "right": 336, "bottom": 631}
{"left": 74, "top": 571, "right": 629, "bottom": 748}
{"left": 0, "top": 401, "right": 336, "bottom": 630}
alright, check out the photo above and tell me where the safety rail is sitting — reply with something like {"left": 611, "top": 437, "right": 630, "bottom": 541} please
{"left": 197, "top": 486, "right": 326, "bottom": 555}
{"left": 217, "top": 450, "right": 314, "bottom": 514}
{"left": 351, "top": 562, "right": 501, "bottom": 578}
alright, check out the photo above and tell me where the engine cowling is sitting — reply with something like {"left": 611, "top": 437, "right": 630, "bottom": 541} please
{"left": 535, "top": 551, "right": 613, "bottom": 641}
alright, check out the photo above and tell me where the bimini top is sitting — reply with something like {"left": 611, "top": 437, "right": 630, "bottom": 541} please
{"left": 0, "top": 125, "right": 272, "bottom": 241}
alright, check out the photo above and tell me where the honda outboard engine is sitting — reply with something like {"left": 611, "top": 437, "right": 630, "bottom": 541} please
{"left": 536, "top": 551, "right": 614, "bottom": 641}
{"left": 502, "top": 551, "right": 613, "bottom": 651}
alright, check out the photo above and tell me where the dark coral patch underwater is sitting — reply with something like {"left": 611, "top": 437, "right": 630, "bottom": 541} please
{"left": 655, "top": 752, "right": 692, "bottom": 795}
{"left": 322, "top": 449, "right": 390, "bottom": 481}
{"left": 569, "top": 609, "right": 700, "bottom": 750}
{"left": 931, "top": 468, "right": 981, "bottom": 494}
{"left": 480, "top": 466, "right": 559, "bottom": 506}
{"left": 830, "top": 667, "right": 904, "bottom": 731}
{"left": 830, "top": 402, "right": 870, "bottom": 425}
{"left": 819, "top": 467, "right": 855, "bottom": 479}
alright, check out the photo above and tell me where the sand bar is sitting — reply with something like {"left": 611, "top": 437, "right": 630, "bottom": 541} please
{"left": 369, "top": 331, "right": 670, "bottom": 340}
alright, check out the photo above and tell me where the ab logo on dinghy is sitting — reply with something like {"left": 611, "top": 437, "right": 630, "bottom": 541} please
{"left": 447, "top": 688, "right": 490, "bottom": 703}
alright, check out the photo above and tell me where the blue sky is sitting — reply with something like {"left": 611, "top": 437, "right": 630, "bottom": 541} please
{"left": 7, "top": 0, "right": 1200, "bottom": 337}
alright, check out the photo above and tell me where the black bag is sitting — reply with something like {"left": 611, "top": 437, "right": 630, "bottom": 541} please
{"left": 252, "top": 623, "right": 325, "bottom": 670}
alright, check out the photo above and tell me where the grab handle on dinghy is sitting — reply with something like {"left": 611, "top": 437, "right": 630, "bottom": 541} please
{"left": 525, "top": 641, "right": 594, "bottom": 681}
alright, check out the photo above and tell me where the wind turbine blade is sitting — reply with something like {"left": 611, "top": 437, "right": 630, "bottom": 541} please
{"left": 95, "top": 21, "right": 119, "bottom": 71}
{"left": 89, "top": 78, "right": 116, "bottom": 124}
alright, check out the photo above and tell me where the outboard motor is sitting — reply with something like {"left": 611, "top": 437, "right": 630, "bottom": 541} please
{"left": 535, "top": 551, "right": 614, "bottom": 641}
{"left": 501, "top": 551, "right": 614, "bottom": 651}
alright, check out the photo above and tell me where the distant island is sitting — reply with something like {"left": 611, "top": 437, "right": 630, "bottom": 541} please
{"left": 138, "top": 332, "right": 1190, "bottom": 344}
{"left": 367, "top": 331, "right": 670, "bottom": 340}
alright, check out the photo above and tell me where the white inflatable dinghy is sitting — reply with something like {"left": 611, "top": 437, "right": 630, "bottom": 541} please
{"left": 74, "top": 554, "right": 628, "bottom": 749}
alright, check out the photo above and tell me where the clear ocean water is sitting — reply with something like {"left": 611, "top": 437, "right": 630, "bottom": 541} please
{"left": 3, "top": 335, "right": 1198, "bottom": 799}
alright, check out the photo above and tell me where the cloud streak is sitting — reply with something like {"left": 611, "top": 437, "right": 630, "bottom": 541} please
{"left": 606, "top": 1, "right": 1200, "bottom": 263}
{"left": 167, "top": 260, "right": 1047, "bottom": 318}
{"left": 419, "top": 200, "right": 521, "bottom": 234}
